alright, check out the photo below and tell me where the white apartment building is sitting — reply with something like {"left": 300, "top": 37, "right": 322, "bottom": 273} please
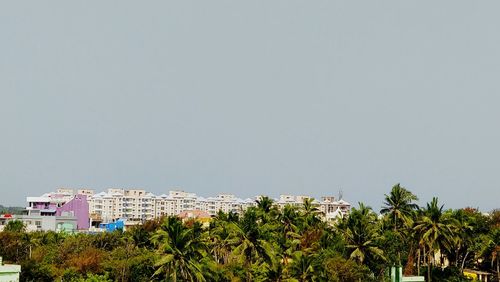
{"left": 276, "top": 194, "right": 312, "bottom": 208}
{"left": 86, "top": 189, "right": 350, "bottom": 224}
{"left": 153, "top": 191, "right": 254, "bottom": 218}
{"left": 199, "top": 194, "right": 255, "bottom": 216}
{"left": 154, "top": 190, "right": 198, "bottom": 218}
{"left": 77, "top": 189, "right": 95, "bottom": 197}
{"left": 318, "top": 196, "right": 351, "bottom": 220}
{"left": 90, "top": 189, "right": 155, "bottom": 224}
{"left": 275, "top": 194, "right": 351, "bottom": 220}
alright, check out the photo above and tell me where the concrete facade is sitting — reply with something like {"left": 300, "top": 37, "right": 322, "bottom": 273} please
{"left": 0, "top": 190, "right": 90, "bottom": 232}
{"left": 89, "top": 189, "right": 350, "bottom": 224}
{"left": 23, "top": 188, "right": 352, "bottom": 227}
{"left": 0, "top": 257, "right": 21, "bottom": 282}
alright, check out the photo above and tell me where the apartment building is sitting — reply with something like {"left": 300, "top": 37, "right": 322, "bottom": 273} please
{"left": 275, "top": 194, "right": 351, "bottom": 220}
{"left": 198, "top": 194, "right": 255, "bottom": 216}
{"left": 152, "top": 191, "right": 255, "bottom": 217}
{"left": 89, "top": 190, "right": 258, "bottom": 223}
{"left": 276, "top": 194, "right": 312, "bottom": 208}
{"left": 318, "top": 197, "right": 351, "bottom": 220}
{"left": 77, "top": 189, "right": 95, "bottom": 197}
{"left": 88, "top": 189, "right": 350, "bottom": 224}
{"left": 90, "top": 189, "right": 156, "bottom": 224}
{"left": 154, "top": 190, "right": 197, "bottom": 218}
{"left": 23, "top": 188, "right": 351, "bottom": 227}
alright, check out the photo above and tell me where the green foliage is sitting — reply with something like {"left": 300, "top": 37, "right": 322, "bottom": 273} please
{"left": 1, "top": 183, "right": 498, "bottom": 281}
{"left": 74, "top": 273, "right": 113, "bottom": 282}
{"left": 4, "top": 219, "right": 26, "bottom": 233}
{"left": 322, "top": 254, "right": 371, "bottom": 281}
{"left": 380, "top": 183, "right": 419, "bottom": 232}
{"left": 0, "top": 205, "right": 25, "bottom": 215}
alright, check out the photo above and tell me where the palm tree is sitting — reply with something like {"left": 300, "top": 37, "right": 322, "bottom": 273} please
{"left": 380, "top": 184, "right": 419, "bottom": 232}
{"left": 338, "top": 203, "right": 385, "bottom": 265}
{"left": 380, "top": 184, "right": 419, "bottom": 269}
{"left": 288, "top": 251, "right": 317, "bottom": 282}
{"left": 446, "top": 209, "right": 475, "bottom": 272}
{"left": 277, "top": 205, "right": 301, "bottom": 262}
{"left": 209, "top": 213, "right": 241, "bottom": 265}
{"left": 255, "top": 196, "right": 278, "bottom": 224}
{"left": 279, "top": 205, "right": 301, "bottom": 237}
{"left": 400, "top": 211, "right": 422, "bottom": 276}
{"left": 479, "top": 228, "right": 500, "bottom": 282}
{"left": 413, "top": 198, "right": 456, "bottom": 282}
{"left": 229, "top": 208, "right": 276, "bottom": 280}
{"left": 151, "top": 216, "right": 209, "bottom": 281}
{"left": 256, "top": 196, "right": 274, "bottom": 214}
{"left": 301, "top": 198, "right": 323, "bottom": 229}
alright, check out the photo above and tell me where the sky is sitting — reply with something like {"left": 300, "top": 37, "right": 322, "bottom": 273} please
{"left": 1, "top": 2, "right": 499, "bottom": 211}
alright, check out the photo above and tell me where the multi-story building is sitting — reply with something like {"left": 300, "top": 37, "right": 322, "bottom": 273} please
{"left": 2, "top": 187, "right": 352, "bottom": 234}
{"left": 77, "top": 189, "right": 95, "bottom": 197}
{"left": 318, "top": 196, "right": 351, "bottom": 220}
{"left": 199, "top": 194, "right": 255, "bottom": 216}
{"left": 274, "top": 194, "right": 351, "bottom": 220}
{"left": 0, "top": 189, "right": 89, "bottom": 232}
{"left": 88, "top": 189, "right": 350, "bottom": 224}
{"left": 276, "top": 194, "right": 312, "bottom": 208}
{"left": 18, "top": 188, "right": 351, "bottom": 228}
{"left": 89, "top": 189, "right": 156, "bottom": 225}
{"left": 153, "top": 190, "right": 198, "bottom": 218}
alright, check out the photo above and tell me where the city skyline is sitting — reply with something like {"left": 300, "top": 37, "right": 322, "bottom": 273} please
{"left": 1, "top": 181, "right": 493, "bottom": 213}
{"left": 5, "top": 187, "right": 351, "bottom": 232}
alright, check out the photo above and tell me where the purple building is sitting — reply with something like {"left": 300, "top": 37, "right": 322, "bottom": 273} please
{"left": 26, "top": 190, "right": 90, "bottom": 230}
{"left": 55, "top": 195, "right": 89, "bottom": 230}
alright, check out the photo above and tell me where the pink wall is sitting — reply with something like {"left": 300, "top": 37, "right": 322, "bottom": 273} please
{"left": 56, "top": 195, "right": 89, "bottom": 229}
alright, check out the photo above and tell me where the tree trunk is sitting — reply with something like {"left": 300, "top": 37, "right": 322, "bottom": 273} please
{"left": 460, "top": 251, "right": 469, "bottom": 274}
{"left": 417, "top": 248, "right": 421, "bottom": 276}
{"left": 423, "top": 245, "right": 426, "bottom": 265}
{"left": 497, "top": 255, "right": 499, "bottom": 282}
{"left": 427, "top": 252, "right": 432, "bottom": 282}
{"left": 404, "top": 245, "right": 415, "bottom": 275}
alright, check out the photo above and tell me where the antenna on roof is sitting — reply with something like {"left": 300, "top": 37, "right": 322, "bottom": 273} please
{"left": 338, "top": 189, "right": 343, "bottom": 200}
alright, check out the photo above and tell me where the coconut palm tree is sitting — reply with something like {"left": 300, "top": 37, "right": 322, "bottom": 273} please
{"left": 288, "top": 250, "right": 317, "bottom": 282}
{"left": 479, "top": 228, "right": 500, "bottom": 282}
{"left": 208, "top": 214, "right": 241, "bottom": 265}
{"left": 301, "top": 198, "right": 323, "bottom": 229}
{"left": 380, "top": 184, "right": 419, "bottom": 270}
{"left": 380, "top": 184, "right": 419, "bottom": 232}
{"left": 151, "top": 216, "right": 209, "bottom": 281}
{"left": 338, "top": 203, "right": 385, "bottom": 265}
{"left": 229, "top": 208, "right": 276, "bottom": 280}
{"left": 256, "top": 196, "right": 274, "bottom": 214}
{"left": 445, "top": 209, "right": 476, "bottom": 272}
{"left": 413, "top": 197, "right": 456, "bottom": 282}
{"left": 255, "top": 196, "right": 278, "bottom": 224}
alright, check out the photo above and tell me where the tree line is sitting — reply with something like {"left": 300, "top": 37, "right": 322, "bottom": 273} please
{"left": 0, "top": 184, "right": 499, "bottom": 281}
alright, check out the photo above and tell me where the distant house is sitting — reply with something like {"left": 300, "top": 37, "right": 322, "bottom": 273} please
{"left": 98, "top": 219, "right": 126, "bottom": 232}
{"left": 0, "top": 189, "right": 89, "bottom": 233}
{"left": 463, "top": 269, "right": 492, "bottom": 282}
{"left": 0, "top": 257, "right": 21, "bottom": 282}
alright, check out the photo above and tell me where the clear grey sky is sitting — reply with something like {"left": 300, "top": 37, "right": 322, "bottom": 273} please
{"left": 1, "top": 2, "right": 499, "bottom": 210}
